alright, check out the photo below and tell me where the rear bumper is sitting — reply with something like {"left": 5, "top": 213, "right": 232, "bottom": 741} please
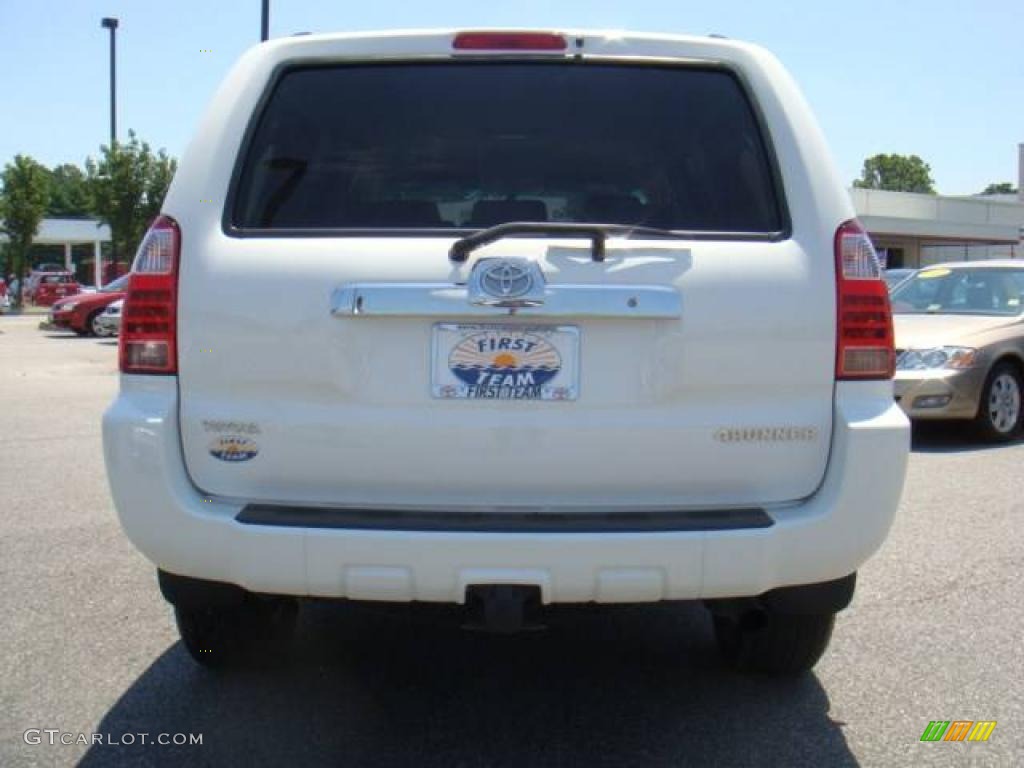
{"left": 103, "top": 378, "right": 909, "bottom": 604}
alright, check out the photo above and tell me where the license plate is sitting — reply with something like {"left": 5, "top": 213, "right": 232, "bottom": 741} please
{"left": 432, "top": 323, "right": 579, "bottom": 401}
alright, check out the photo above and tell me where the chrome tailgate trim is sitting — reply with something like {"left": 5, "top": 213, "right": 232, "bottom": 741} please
{"left": 330, "top": 282, "right": 681, "bottom": 319}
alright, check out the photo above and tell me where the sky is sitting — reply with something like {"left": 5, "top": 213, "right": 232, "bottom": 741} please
{"left": 0, "top": 0, "right": 1021, "bottom": 196}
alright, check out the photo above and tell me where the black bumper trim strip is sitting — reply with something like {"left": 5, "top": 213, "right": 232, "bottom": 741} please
{"left": 235, "top": 505, "right": 773, "bottom": 533}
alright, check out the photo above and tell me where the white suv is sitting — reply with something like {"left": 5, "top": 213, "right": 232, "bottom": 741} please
{"left": 103, "top": 29, "right": 909, "bottom": 674}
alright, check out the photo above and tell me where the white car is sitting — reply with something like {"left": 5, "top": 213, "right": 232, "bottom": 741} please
{"left": 103, "top": 29, "right": 909, "bottom": 673}
{"left": 95, "top": 298, "right": 123, "bottom": 337}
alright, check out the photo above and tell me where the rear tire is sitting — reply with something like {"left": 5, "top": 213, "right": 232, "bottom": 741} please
{"left": 712, "top": 608, "right": 835, "bottom": 676}
{"left": 174, "top": 596, "right": 298, "bottom": 669}
{"left": 974, "top": 362, "right": 1022, "bottom": 442}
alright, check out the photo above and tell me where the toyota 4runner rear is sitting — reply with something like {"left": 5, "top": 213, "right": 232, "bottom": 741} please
{"left": 103, "top": 29, "right": 910, "bottom": 674}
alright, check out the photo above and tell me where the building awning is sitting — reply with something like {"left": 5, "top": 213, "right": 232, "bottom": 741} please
{"left": 851, "top": 188, "right": 1023, "bottom": 244}
{"left": 0, "top": 217, "right": 111, "bottom": 244}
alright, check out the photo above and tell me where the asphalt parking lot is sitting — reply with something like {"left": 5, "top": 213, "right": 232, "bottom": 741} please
{"left": 1, "top": 312, "right": 1021, "bottom": 767}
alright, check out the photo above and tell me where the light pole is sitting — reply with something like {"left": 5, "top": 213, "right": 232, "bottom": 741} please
{"left": 100, "top": 17, "right": 118, "bottom": 146}
{"left": 100, "top": 16, "right": 119, "bottom": 285}
{"left": 261, "top": 0, "right": 269, "bottom": 41}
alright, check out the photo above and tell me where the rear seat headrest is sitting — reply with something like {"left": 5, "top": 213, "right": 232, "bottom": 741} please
{"left": 469, "top": 200, "right": 548, "bottom": 227}
{"left": 363, "top": 200, "right": 443, "bottom": 227}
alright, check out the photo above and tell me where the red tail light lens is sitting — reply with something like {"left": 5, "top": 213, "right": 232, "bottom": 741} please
{"left": 453, "top": 32, "right": 567, "bottom": 51}
{"left": 119, "top": 215, "right": 180, "bottom": 374}
{"left": 835, "top": 219, "right": 894, "bottom": 379}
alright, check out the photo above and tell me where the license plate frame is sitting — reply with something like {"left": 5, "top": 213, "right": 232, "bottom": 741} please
{"left": 431, "top": 323, "right": 579, "bottom": 401}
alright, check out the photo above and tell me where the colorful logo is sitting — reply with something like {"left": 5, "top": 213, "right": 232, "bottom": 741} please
{"left": 448, "top": 329, "right": 561, "bottom": 398}
{"left": 920, "top": 721, "right": 996, "bottom": 742}
{"left": 208, "top": 435, "right": 259, "bottom": 462}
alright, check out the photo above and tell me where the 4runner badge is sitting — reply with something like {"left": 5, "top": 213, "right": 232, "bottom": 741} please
{"left": 714, "top": 427, "right": 818, "bottom": 443}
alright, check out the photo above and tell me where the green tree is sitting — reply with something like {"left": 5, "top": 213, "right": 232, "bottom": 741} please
{"left": 853, "top": 154, "right": 936, "bottom": 194}
{"left": 85, "top": 130, "right": 177, "bottom": 269}
{"left": 46, "top": 163, "right": 91, "bottom": 217}
{"left": 980, "top": 182, "right": 1018, "bottom": 195}
{"left": 143, "top": 148, "right": 177, "bottom": 232}
{"left": 0, "top": 155, "right": 50, "bottom": 306}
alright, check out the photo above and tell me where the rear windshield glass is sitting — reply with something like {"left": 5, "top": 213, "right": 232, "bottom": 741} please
{"left": 231, "top": 63, "right": 784, "bottom": 234}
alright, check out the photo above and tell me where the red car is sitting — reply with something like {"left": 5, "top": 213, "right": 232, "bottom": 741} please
{"left": 49, "top": 275, "right": 129, "bottom": 336}
{"left": 31, "top": 272, "right": 81, "bottom": 306}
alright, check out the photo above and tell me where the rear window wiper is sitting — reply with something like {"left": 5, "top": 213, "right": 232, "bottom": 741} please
{"left": 449, "top": 222, "right": 689, "bottom": 263}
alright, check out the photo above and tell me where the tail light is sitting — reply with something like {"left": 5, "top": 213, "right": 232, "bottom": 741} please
{"left": 453, "top": 31, "right": 567, "bottom": 51}
{"left": 835, "top": 219, "right": 894, "bottom": 379}
{"left": 119, "top": 215, "right": 180, "bottom": 374}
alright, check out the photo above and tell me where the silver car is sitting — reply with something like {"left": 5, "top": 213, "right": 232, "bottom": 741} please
{"left": 892, "top": 261, "right": 1024, "bottom": 440}
{"left": 95, "top": 298, "right": 123, "bottom": 337}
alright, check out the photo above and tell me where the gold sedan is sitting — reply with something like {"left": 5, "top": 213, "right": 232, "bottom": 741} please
{"left": 891, "top": 261, "right": 1024, "bottom": 441}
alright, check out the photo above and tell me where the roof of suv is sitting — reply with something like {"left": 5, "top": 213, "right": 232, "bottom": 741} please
{"left": 248, "top": 28, "right": 775, "bottom": 66}
{"left": 265, "top": 27, "right": 759, "bottom": 47}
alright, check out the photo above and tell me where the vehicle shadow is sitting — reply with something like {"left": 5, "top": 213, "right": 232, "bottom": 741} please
{"left": 41, "top": 332, "right": 88, "bottom": 340}
{"left": 910, "top": 421, "right": 1020, "bottom": 453}
{"left": 80, "top": 602, "right": 857, "bottom": 768}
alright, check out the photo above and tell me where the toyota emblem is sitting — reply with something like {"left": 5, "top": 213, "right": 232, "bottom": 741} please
{"left": 479, "top": 261, "right": 534, "bottom": 299}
